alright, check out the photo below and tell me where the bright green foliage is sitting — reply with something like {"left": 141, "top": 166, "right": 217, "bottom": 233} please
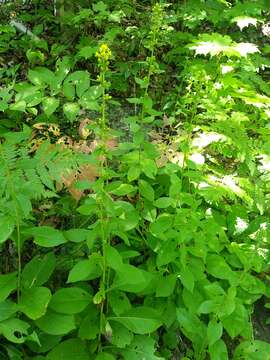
{"left": 0, "top": 0, "right": 270, "bottom": 359}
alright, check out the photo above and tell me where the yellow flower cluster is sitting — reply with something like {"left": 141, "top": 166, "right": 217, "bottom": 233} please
{"left": 95, "top": 43, "right": 112, "bottom": 62}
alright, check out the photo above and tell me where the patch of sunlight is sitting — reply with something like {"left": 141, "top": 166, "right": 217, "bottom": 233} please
{"left": 221, "top": 175, "right": 243, "bottom": 195}
{"left": 243, "top": 94, "right": 270, "bottom": 108}
{"left": 192, "top": 132, "right": 226, "bottom": 149}
{"left": 232, "top": 16, "right": 258, "bottom": 31}
{"left": 258, "top": 155, "right": 270, "bottom": 172}
{"left": 189, "top": 152, "right": 205, "bottom": 165}
{"left": 234, "top": 217, "right": 249, "bottom": 234}
{"left": 221, "top": 65, "right": 234, "bottom": 74}
{"left": 233, "top": 42, "right": 259, "bottom": 57}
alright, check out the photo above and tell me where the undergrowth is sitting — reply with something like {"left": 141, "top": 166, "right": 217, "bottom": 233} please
{"left": 0, "top": 1, "right": 270, "bottom": 359}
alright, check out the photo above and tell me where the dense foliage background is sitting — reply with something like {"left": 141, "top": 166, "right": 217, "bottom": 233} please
{"left": 0, "top": 0, "right": 270, "bottom": 359}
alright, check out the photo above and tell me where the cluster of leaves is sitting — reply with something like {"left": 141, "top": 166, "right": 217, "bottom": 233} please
{"left": 0, "top": 0, "right": 270, "bottom": 359}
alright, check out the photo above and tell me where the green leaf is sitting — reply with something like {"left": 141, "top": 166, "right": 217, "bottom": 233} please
{"left": 209, "top": 339, "right": 228, "bottom": 360}
{"left": 78, "top": 46, "right": 97, "bottom": 59}
{"left": 0, "top": 272, "right": 17, "bottom": 302}
{"left": 141, "top": 159, "right": 157, "bottom": 179}
{"left": 42, "top": 97, "right": 60, "bottom": 117}
{"left": 110, "top": 322, "right": 133, "bottom": 348}
{"left": 10, "top": 100, "right": 26, "bottom": 112}
{"left": 0, "top": 318, "right": 30, "bottom": 344}
{"left": 64, "top": 229, "right": 90, "bottom": 243}
{"left": 35, "top": 310, "right": 75, "bottom": 335}
{"left": 113, "top": 201, "right": 139, "bottom": 231}
{"left": 179, "top": 267, "right": 194, "bottom": 293}
{"left": 106, "top": 245, "right": 123, "bottom": 270}
{"left": 233, "top": 340, "right": 270, "bottom": 360}
{"left": 111, "top": 184, "right": 136, "bottom": 196}
{"left": 49, "top": 287, "right": 91, "bottom": 314}
{"left": 112, "top": 264, "right": 149, "bottom": 293}
{"left": 64, "top": 71, "right": 90, "bottom": 98}
{"left": 154, "top": 197, "right": 173, "bottom": 208}
{"left": 47, "top": 339, "right": 90, "bottom": 360}
{"left": 207, "top": 319, "right": 223, "bottom": 346}
{"left": 79, "top": 305, "right": 99, "bottom": 340}
{"left": 28, "top": 67, "right": 55, "bottom": 87}
{"left": 0, "top": 300, "right": 17, "bottom": 322}
{"left": 121, "top": 335, "right": 163, "bottom": 360}
{"left": 0, "top": 216, "right": 14, "bottom": 244}
{"left": 24, "top": 227, "right": 67, "bottom": 247}
{"left": 127, "top": 166, "right": 140, "bottom": 182}
{"left": 95, "top": 353, "right": 115, "bottom": 360}
{"left": 67, "top": 254, "right": 103, "bottom": 283}
{"left": 63, "top": 102, "right": 80, "bottom": 122}
{"left": 206, "top": 254, "right": 236, "bottom": 284}
{"left": 222, "top": 303, "right": 249, "bottom": 339}
{"left": 21, "top": 252, "right": 56, "bottom": 288}
{"left": 109, "top": 291, "right": 131, "bottom": 316}
{"left": 109, "top": 307, "right": 162, "bottom": 334}
{"left": 19, "top": 287, "right": 51, "bottom": 320}
{"left": 156, "top": 275, "right": 177, "bottom": 297}
{"left": 139, "top": 180, "right": 155, "bottom": 202}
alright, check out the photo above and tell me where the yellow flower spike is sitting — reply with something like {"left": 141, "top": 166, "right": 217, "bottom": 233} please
{"left": 95, "top": 43, "right": 112, "bottom": 62}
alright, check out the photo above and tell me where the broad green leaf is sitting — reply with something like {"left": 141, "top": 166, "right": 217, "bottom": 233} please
{"left": 63, "top": 81, "right": 75, "bottom": 100}
{"left": 109, "top": 307, "right": 162, "bottom": 334}
{"left": 139, "top": 180, "right": 155, "bottom": 202}
{"left": 177, "top": 308, "right": 206, "bottom": 346}
{"left": 24, "top": 227, "right": 66, "bottom": 247}
{"left": 206, "top": 254, "right": 236, "bottom": 284}
{"left": 0, "top": 300, "right": 17, "bottom": 321}
{"left": 110, "top": 322, "right": 133, "bottom": 348}
{"left": 67, "top": 254, "right": 103, "bottom": 283}
{"left": 42, "top": 97, "right": 59, "bottom": 117}
{"left": 63, "top": 102, "right": 80, "bottom": 122}
{"left": 112, "top": 264, "right": 149, "bottom": 293}
{"left": 111, "top": 184, "right": 136, "bottom": 196}
{"left": 21, "top": 252, "right": 56, "bottom": 288}
{"left": 78, "top": 46, "right": 97, "bottom": 59}
{"left": 179, "top": 267, "right": 194, "bottom": 293}
{"left": 113, "top": 201, "right": 139, "bottom": 231}
{"left": 0, "top": 318, "right": 30, "bottom": 344}
{"left": 0, "top": 272, "right": 17, "bottom": 302}
{"left": 10, "top": 100, "right": 26, "bottom": 112}
{"left": 28, "top": 67, "right": 55, "bottom": 87}
{"left": 95, "top": 353, "right": 115, "bottom": 360}
{"left": 19, "top": 287, "right": 51, "bottom": 320}
{"left": 207, "top": 319, "right": 223, "bottom": 346}
{"left": 79, "top": 306, "right": 99, "bottom": 340}
{"left": 109, "top": 291, "right": 131, "bottom": 316}
{"left": 141, "top": 159, "right": 157, "bottom": 179}
{"left": 106, "top": 245, "right": 123, "bottom": 270}
{"left": 27, "top": 332, "right": 61, "bottom": 354}
{"left": 0, "top": 216, "right": 14, "bottom": 244}
{"left": 154, "top": 197, "right": 173, "bottom": 208}
{"left": 64, "top": 229, "right": 90, "bottom": 243}
{"left": 233, "top": 340, "right": 270, "bottom": 360}
{"left": 121, "top": 335, "right": 163, "bottom": 360}
{"left": 127, "top": 166, "right": 140, "bottom": 182}
{"left": 198, "top": 300, "right": 218, "bottom": 314}
{"left": 47, "top": 339, "right": 90, "bottom": 360}
{"left": 222, "top": 303, "right": 249, "bottom": 339}
{"left": 35, "top": 310, "right": 75, "bottom": 335}
{"left": 156, "top": 275, "right": 177, "bottom": 297}
{"left": 49, "top": 287, "right": 91, "bottom": 314}
{"left": 209, "top": 339, "right": 228, "bottom": 360}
